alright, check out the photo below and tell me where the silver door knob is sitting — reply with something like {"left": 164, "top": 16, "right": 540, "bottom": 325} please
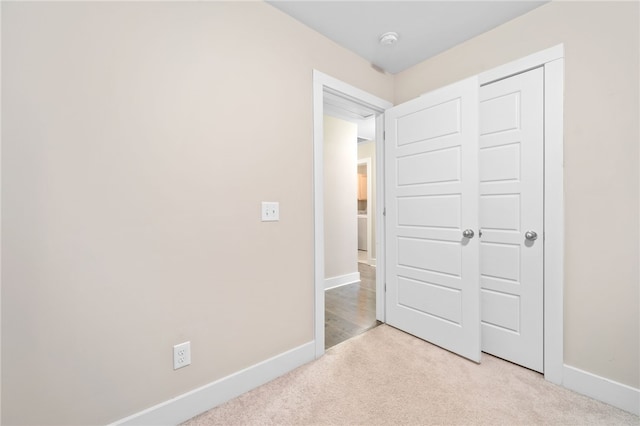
{"left": 525, "top": 231, "right": 538, "bottom": 241}
{"left": 462, "top": 229, "right": 475, "bottom": 239}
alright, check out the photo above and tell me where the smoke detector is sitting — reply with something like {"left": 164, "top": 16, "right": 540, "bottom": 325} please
{"left": 379, "top": 32, "right": 399, "bottom": 46}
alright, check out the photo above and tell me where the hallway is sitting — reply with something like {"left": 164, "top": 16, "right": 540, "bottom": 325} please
{"left": 325, "top": 262, "right": 380, "bottom": 349}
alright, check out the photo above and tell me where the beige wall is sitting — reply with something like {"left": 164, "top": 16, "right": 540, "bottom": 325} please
{"left": 396, "top": 1, "right": 639, "bottom": 389}
{"left": 0, "top": 2, "right": 393, "bottom": 424}
{"left": 324, "top": 115, "right": 358, "bottom": 282}
{"left": 358, "top": 140, "right": 377, "bottom": 260}
{"left": 3, "top": 1, "right": 638, "bottom": 424}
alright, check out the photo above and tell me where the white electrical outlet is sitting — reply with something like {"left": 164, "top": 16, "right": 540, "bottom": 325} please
{"left": 173, "top": 341, "right": 191, "bottom": 370}
{"left": 261, "top": 201, "right": 280, "bottom": 222}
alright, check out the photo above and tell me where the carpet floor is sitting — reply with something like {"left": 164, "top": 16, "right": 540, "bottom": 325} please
{"left": 184, "top": 325, "right": 638, "bottom": 425}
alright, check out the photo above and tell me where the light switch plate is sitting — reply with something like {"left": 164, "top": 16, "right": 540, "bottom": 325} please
{"left": 262, "top": 202, "right": 279, "bottom": 222}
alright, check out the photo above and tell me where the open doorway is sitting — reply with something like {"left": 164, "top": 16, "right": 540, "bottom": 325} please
{"left": 357, "top": 160, "right": 369, "bottom": 264}
{"left": 321, "top": 87, "right": 384, "bottom": 349}
{"left": 322, "top": 118, "right": 378, "bottom": 349}
{"left": 357, "top": 152, "right": 374, "bottom": 266}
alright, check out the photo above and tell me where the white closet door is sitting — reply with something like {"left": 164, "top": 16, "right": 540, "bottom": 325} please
{"left": 479, "top": 67, "right": 544, "bottom": 372}
{"left": 385, "top": 77, "right": 481, "bottom": 363}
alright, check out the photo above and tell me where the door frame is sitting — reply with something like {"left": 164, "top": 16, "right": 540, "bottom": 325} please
{"left": 312, "top": 44, "right": 564, "bottom": 383}
{"left": 357, "top": 157, "right": 373, "bottom": 262}
{"left": 312, "top": 70, "right": 392, "bottom": 358}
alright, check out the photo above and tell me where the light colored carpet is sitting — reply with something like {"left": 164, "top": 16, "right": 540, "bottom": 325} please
{"left": 184, "top": 325, "right": 638, "bottom": 425}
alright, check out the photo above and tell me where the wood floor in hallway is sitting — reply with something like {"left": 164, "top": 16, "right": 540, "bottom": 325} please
{"left": 325, "top": 262, "right": 381, "bottom": 349}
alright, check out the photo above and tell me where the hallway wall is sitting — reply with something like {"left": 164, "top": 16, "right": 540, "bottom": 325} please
{"left": 324, "top": 116, "right": 358, "bottom": 285}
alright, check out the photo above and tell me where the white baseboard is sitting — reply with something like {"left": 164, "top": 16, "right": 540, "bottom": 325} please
{"left": 324, "top": 272, "right": 360, "bottom": 290}
{"left": 112, "top": 341, "right": 315, "bottom": 426}
{"left": 563, "top": 364, "right": 639, "bottom": 415}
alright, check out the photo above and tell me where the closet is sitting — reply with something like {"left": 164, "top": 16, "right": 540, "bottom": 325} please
{"left": 384, "top": 67, "right": 545, "bottom": 372}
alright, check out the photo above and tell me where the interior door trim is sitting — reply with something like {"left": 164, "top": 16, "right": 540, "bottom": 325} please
{"left": 479, "top": 44, "right": 564, "bottom": 86}
{"left": 312, "top": 70, "right": 392, "bottom": 358}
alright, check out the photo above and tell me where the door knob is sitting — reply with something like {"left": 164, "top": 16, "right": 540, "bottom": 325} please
{"left": 462, "top": 229, "right": 475, "bottom": 239}
{"left": 525, "top": 231, "right": 538, "bottom": 241}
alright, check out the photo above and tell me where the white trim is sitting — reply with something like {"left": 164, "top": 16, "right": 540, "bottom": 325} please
{"left": 357, "top": 157, "right": 373, "bottom": 261}
{"left": 479, "top": 44, "right": 565, "bottom": 385}
{"left": 312, "top": 70, "right": 393, "bottom": 359}
{"left": 563, "top": 365, "right": 640, "bottom": 415}
{"left": 366, "top": 158, "right": 372, "bottom": 259}
{"left": 325, "top": 272, "right": 361, "bottom": 290}
{"left": 479, "top": 44, "right": 564, "bottom": 86}
{"left": 0, "top": 3, "right": 3, "bottom": 420}
{"left": 313, "top": 71, "right": 325, "bottom": 358}
{"left": 112, "top": 341, "right": 315, "bottom": 426}
{"left": 375, "top": 114, "right": 386, "bottom": 321}
{"left": 542, "top": 56, "right": 564, "bottom": 385}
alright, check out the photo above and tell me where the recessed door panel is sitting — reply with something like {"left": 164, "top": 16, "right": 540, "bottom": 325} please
{"left": 397, "top": 99, "right": 461, "bottom": 146}
{"left": 481, "top": 289, "right": 520, "bottom": 332}
{"left": 479, "top": 143, "right": 520, "bottom": 182}
{"left": 398, "top": 195, "right": 461, "bottom": 229}
{"left": 480, "top": 242, "right": 520, "bottom": 282}
{"left": 397, "top": 147, "right": 460, "bottom": 186}
{"left": 398, "top": 276, "right": 462, "bottom": 325}
{"left": 480, "top": 194, "right": 520, "bottom": 231}
{"left": 398, "top": 237, "right": 461, "bottom": 277}
{"left": 480, "top": 92, "right": 520, "bottom": 135}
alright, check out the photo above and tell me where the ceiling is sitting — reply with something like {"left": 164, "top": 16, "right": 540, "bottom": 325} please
{"left": 266, "top": 1, "right": 548, "bottom": 74}
{"left": 324, "top": 88, "right": 377, "bottom": 140}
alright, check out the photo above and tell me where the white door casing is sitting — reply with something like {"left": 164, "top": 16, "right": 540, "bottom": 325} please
{"left": 385, "top": 77, "right": 481, "bottom": 363}
{"left": 479, "top": 67, "right": 544, "bottom": 372}
{"left": 312, "top": 70, "right": 393, "bottom": 358}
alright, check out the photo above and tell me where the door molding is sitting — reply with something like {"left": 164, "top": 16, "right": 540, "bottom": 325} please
{"left": 312, "top": 71, "right": 392, "bottom": 358}
{"left": 479, "top": 44, "right": 565, "bottom": 384}
{"left": 357, "top": 157, "right": 373, "bottom": 262}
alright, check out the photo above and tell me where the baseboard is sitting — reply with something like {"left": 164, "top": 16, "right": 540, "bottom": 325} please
{"left": 563, "top": 364, "right": 639, "bottom": 415}
{"left": 112, "top": 341, "right": 315, "bottom": 426}
{"left": 325, "top": 272, "right": 360, "bottom": 290}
